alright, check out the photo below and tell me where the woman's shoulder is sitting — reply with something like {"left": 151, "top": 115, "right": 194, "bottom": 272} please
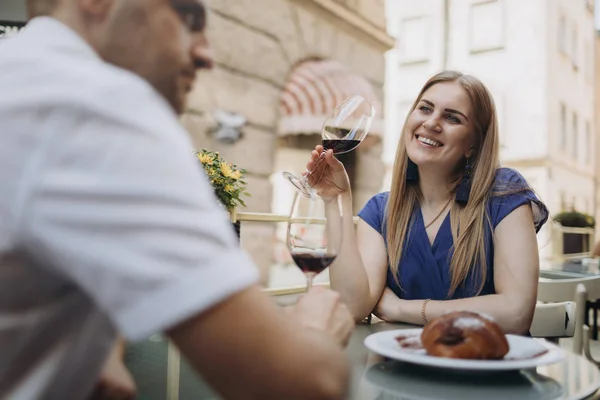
{"left": 360, "top": 191, "right": 390, "bottom": 214}
{"left": 358, "top": 192, "right": 390, "bottom": 234}
{"left": 489, "top": 168, "right": 549, "bottom": 232}
{"left": 370, "top": 191, "right": 390, "bottom": 204}
{"left": 492, "top": 167, "right": 528, "bottom": 188}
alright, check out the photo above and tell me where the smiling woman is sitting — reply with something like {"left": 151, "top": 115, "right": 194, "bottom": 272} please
{"left": 303, "top": 70, "right": 549, "bottom": 335}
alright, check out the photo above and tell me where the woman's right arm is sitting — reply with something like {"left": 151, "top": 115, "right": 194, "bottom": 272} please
{"left": 306, "top": 146, "right": 389, "bottom": 321}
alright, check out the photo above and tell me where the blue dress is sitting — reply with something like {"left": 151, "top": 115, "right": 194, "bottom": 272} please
{"left": 358, "top": 168, "right": 549, "bottom": 301}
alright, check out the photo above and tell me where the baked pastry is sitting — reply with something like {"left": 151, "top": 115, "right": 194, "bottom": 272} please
{"left": 420, "top": 311, "right": 509, "bottom": 360}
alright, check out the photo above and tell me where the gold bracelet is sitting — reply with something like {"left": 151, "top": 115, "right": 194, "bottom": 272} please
{"left": 421, "top": 299, "right": 431, "bottom": 326}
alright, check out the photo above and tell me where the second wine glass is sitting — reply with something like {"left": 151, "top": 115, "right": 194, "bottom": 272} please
{"left": 287, "top": 192, "right": 343, "bottom": 290}
{"left": 282, "top": 95, "right": 375, "bottom": 199}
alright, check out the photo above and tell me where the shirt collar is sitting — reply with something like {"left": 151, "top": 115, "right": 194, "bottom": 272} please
{"left": 23, "top": 16, "right": 101, "bottom": 62}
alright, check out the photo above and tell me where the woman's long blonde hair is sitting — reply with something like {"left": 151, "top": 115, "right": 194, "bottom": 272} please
{"left": 386, "top": 71, "right": 500, "bottom": 297}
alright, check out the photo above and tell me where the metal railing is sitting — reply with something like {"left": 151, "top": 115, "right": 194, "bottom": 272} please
{"left": 234, "top": 211, "right": 359, "bottom": 295}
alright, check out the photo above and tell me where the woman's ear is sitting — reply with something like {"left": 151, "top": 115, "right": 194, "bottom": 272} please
{"left": 465, "top": 146, "right": 474, "bottom": 159}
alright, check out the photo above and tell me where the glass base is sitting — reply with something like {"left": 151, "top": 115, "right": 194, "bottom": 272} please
{"left": 282, "top": 171, "right": 316, "bottom": 199}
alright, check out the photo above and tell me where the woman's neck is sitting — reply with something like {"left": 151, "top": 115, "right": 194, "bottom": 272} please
{"left": 417, "top": 167, "right": 455, "bottom": 208}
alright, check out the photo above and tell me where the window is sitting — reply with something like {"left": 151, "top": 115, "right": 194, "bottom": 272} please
{"left": 572, "top": 26, "right": 578, "bottom": 69}
{"left": 572, "top": 112, "right": 578, "bottom": 158}
{"left": 586, "top": 40, "right": 593, "bottom": 81}
{"left": 469, "top": 0, "right": 505, "bottom": 53}
{"left": 399, "top": 16, "right": 430, "bottom": 64}
{"left": 560, "top": 103, "right": 567, "bottom": 149}
{"left": 558, "top": 14, "right": 567, "bottom": 55}
{"left": 586, "top": 121, "right": 592, "bottom": 165}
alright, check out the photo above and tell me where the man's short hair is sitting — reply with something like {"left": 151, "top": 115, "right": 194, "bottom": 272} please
{"left": 26, "top": 0, "right": 58, "bottom": 18}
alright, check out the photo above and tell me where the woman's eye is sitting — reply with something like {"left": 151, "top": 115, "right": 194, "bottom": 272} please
{"left": 445, "top": 114, "right": 460, "bottom": 124}
{"left": 419, "top": 106, "right": 431, "bottom": 113}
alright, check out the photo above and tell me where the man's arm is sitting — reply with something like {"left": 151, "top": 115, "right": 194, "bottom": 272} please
{"left": 169, "top": 286, "right": 350, "bottom": 400}
{"left": 20, "top": 91, "right": 352, "bottom": 399}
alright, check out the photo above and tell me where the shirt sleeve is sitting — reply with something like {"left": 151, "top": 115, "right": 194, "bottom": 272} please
{"left": 490, "top": 168, "right": 549, "bottom": 233}
{"left": 358, "top": 192, "right": 389, "bottom": 235}
{"left": 17, "top": 84, "right": 259, "bottom": 341}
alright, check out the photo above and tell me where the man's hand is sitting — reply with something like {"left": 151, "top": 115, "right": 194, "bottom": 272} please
{"left": 89, "top": 339, "right": 136, "bottom": 400}
{"left": 288, "top": 286, "right": 355, "bottom": 347}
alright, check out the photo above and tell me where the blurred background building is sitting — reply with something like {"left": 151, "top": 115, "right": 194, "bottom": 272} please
{"left": 386, "top": 0, "right": 599, "bottom": 262}
{"left": 0, "top": 0, "right": 26, "bottom": 40}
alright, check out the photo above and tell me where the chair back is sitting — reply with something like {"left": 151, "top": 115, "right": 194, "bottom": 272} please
{"left": 533, "top": 274, "right": 600, "bottom": 354}
{"left": 530, "top": 301, "right": 575, "bottom": 337}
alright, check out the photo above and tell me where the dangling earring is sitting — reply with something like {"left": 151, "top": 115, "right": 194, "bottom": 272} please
{"left": 406, "top": 158, "right": 419, "bottom": 182}
{"left": 455, "top": 158, "right": 472, "bottom": 204}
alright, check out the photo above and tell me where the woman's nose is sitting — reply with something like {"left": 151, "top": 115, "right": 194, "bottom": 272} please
{"left": 422, "top": 118, "right": 441, "bottom": 133}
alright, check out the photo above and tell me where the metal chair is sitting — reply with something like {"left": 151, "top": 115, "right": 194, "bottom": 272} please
{"left": 534, "top": 274, "right": 600, "bottom": 364}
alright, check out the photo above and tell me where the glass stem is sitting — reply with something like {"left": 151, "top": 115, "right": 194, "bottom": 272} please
{"left": 306, "top": 273, "right": 316, "bottom": 291}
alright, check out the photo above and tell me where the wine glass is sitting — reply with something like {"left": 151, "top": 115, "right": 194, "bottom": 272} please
{"left": 282, "top": 95, "right": 376, "bottom": 199}
{"left": 287, "top": 192, "right": 343, "bottom": 290}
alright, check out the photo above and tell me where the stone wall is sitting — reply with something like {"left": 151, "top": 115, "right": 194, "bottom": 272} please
{"left": 184, "top": 0, "right": 391, "bottom": 284}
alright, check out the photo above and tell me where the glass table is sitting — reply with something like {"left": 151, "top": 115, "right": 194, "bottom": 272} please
{"left": 541, "top": 259, "right": 600, "bottom": 277}
{"left": 126, "top": 319, "right": 600, "bottom": 400}
{"left": 349, "top": 321, "right": 600, "bottom": 400}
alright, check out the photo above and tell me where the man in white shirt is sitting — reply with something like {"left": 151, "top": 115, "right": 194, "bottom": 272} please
{"left": 0, "top": 0, "right": 355, "bottom": 399}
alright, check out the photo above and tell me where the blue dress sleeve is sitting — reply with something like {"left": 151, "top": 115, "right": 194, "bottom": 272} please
{"left": 490, "top": 168, "right": 549, "bottom": 232}
{"left": 358, "top": 192, "right": 389, "bottom": 235}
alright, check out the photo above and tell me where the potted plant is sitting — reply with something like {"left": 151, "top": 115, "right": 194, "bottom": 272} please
{"left": 553, "top": 208, "right": 595, "bottom": 256}
{"left": 553, "top": 209, "right": 595, "bottom": 228}
{"left": 196, "top": 149, "right": 250, "bottom": 238}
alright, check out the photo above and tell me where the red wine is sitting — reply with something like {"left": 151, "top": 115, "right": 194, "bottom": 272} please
{"left": 322, "top": 139, "right": 361, "bottom": 154}
{"left": 291, "top": 253, "right": 336, "bottom": 274}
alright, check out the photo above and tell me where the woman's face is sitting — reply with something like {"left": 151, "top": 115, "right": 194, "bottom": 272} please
{"left": 404, "top": 81, "right": 476, "bottom": 173}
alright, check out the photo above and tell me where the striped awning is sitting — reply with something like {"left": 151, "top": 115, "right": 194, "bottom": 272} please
{"left": 277, "top": 58, "right": 384, "bottom": 143}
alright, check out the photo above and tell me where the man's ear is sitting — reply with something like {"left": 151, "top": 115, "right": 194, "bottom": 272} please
{"left": 77, "top": 0, "right": 115, "bottom": 21}
{"left": 26, "top": 0, "right": 58, "bottom": 18}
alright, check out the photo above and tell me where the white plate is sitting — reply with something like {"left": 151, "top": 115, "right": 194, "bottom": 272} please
{"left": 364, "top": 329, "right": 565, "bottom": 371}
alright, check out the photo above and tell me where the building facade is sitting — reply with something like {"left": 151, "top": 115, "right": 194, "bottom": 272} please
{"left": 0, "top": 0, "right": 26, "bottom": 40}
{"left": 386, "top": 0, "right": 597, "bottom": 261}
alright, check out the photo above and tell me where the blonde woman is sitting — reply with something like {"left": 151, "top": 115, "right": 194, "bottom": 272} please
{"left": 305, "top": 71, "right": 548, "bottom": 335}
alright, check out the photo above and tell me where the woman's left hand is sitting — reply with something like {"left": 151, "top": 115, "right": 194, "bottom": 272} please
{"left": 373, "top": 287, "right": 403, "bottom": 322}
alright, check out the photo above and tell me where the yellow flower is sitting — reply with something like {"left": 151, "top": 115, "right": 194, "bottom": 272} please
{"left": 232, "top": 170, "right": 242, "bottom": 180}
{"left": 225, "top": 184, "right": 235, "bottom": 193}
{"left": 220, "top": 162, "right": 235, "bottom": 178}
{"left": 198, "top": 153, "right": 213, "bottom": 164}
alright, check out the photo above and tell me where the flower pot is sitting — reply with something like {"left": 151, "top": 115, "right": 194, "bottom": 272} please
{"left": 231, "top": 221, "right": 241, "bottom": 240}
{"left": 229, "top": 208, "right": 240, "bottom": 241}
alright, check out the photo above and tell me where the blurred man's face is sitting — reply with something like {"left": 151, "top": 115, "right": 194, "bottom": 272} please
{"left": 99, "top": 0, "right": 213, "bottom": 114}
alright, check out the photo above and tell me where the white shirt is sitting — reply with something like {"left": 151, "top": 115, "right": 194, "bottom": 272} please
{"left": 0, "top": 17, "right": 259, "bottom": 399}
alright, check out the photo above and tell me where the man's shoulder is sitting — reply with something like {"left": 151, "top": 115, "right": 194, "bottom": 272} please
{"left": 0, "top": 40, "right": 163, "bottom": 118}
